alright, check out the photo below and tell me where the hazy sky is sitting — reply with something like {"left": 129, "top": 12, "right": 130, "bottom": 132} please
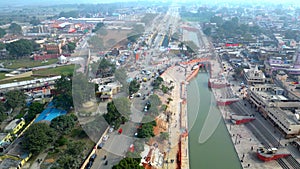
{"left": 0, "top": 0, "right": 299, "bottom": 7}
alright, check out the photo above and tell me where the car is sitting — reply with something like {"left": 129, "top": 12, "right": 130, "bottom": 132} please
{"left": 103, "top": 135, "right": 109, "bottom": 141}
{"left": 85, "top": 161, "right": 93, "bottom": 169}
{"left": 98, "top": 142, "right": 105, "bottom": 149}
{"left": 90, "top": 154, "right": 97, "bottom": 162}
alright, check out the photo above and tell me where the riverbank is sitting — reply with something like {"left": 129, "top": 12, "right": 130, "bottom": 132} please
{"left": 160, "top": 65, "right": 190, "bottom": 169}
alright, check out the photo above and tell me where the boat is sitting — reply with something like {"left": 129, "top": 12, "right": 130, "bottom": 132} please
{"left": 217, "top": 97, "right": 239, "bottom": 106}
{"left": 256, "top": 147, "right": 290, "bottom": 162}
{"left": 230, "top": 114, "right": 255, "bottom": 125}
{"left": 208, "top": 78, "right": 230, "bottom": 89}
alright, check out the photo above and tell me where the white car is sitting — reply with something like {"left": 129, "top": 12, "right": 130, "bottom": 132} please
{"left": 103, "top": 135, "right": 109, "bottom": 141}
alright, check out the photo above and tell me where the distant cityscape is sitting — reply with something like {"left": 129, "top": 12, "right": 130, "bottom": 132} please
{"left": 1, "top": 1, "right": 300, "bottom": 169}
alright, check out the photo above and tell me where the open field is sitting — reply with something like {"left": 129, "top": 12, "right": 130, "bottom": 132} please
{"left": 33, "top": 65, "right": 75, "bottom": 76}
{"left": 0, "top": 65, "right": 75, "bottom": 85}
{"left": 0, "top": 76, "right": 35, "bottom": 85}
{"left": 2, "top": 58, "right": 58, "bottom": 69}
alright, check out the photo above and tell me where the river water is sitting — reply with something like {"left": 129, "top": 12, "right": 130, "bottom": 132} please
{"left": 187, "top": 73, "right": 242, "bottom": 169}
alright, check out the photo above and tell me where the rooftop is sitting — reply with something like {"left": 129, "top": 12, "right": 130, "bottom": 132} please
{"left": 4, "top": 119, "right": 24, "bottom": 132}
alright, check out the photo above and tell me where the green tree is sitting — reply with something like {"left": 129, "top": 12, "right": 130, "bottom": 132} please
{"left": 59, "top": 11, "right": 79, "bottom": 18}
{"left": 65, "top": 141, "right": 85, "bottom": 157}
{"left": 210, "top": 16, "right": 223, "bottom": 26}
{"left": 127, "top": 33, "right": 141, "bottom": 43}
{"left": 50, "top": 115, "right": 77, "bottom": 135}
{"left": 0, "top": 28, "right": 6, "bottom": 38}
{"left": 112, "top": 157, "right": 143, "bottom": 169}
{"left": 159, "top": 132, "right": 169, "bottom": 140}
{"left": 148, "top": 94, "right": 161, "bottom": 107}
{"left": 53, "top": 75, "right": 73, "bottom": 110}
{"left": 0, "top": 42, "right": 5, "bottom": 50}
{"left": 5, "top": 90, "right": 26, "bottom": 109}
{"left": 22, "top": 123, "right": 57, "bottom": 154}
{"left": 6, "top": 39, "right": 34, "bottom": 57}
{"left": 9, "top": 23, "right": 22, "bottom": 35}
{"left": 203, "top": 27, "right": 212, "bottom": 36}
{"left": 0, "top": 101, "right": 8, "bottom": 122}
{"left": 55, "top": 154, "right": 78, "bottom": 169}
{"left": 96, "top": 58, "right": 116, "bottom": 78}
{"left": 152, "top": 77, "right": 163, "bottom": 89}
{"left": 129, "top": 79, "right": 140, "bottom": 95}
{"left": 104, "top": 98, "right": 129, "bottom": 129}
{"left": 29, "top": 18, "right": 41, "bottom": 26}
{"left": 137, "top": 121, "right": 156, "bottom": 138}
{"left": 92, "top": 22, "right": 104, "bottom": 33}
{"left": 26, "top": 102, "right": 44, "bottom": 122}
{"left": 62, "top": 42, "right": 76, "bottom": 53}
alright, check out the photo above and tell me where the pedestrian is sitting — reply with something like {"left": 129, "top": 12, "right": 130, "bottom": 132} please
{"left": 251, "top": 146, "right": 253, "bottom": 151}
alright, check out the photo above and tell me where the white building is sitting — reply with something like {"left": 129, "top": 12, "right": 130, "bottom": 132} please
{"left": 243, "top": 65, "right": 266, "bottom": 85}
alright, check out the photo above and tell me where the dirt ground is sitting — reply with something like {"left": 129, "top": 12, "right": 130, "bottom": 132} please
{"left": 99, "top": 29, "right": 132, "bottom": 48}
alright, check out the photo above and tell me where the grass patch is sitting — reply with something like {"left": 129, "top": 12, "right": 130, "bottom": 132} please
{"left": 0, "top": 73, "right": 6, "bottom": 80}
{"left": 33, "top": 65, "right": 75, "bottom": 76}
{"left": 2, "top": 58, "right": 58, "bottom": 69}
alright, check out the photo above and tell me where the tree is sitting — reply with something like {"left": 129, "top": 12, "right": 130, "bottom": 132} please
{"left": 127, "top": 32, "right": 141, "bottom": 43}
{"left": 171, "top": 32, "right": 180, "bottom": 41}
{"left": 26, "top": 102, "right": 44, "bottom": 122}
{"left": 65, "top": 141, "right": 85, "bottom": 158}
{"left": 50, "top": 115, "right": 77, "bottom": 135}
{"left": 29, "top": 18, "right": 41, "bottom": 26}
{"left": 6, "top": 39, "right": 34, "bottom": 57}
{"left": 104, "top": 98, "right": 129, "bottom": 129}
{"left": 92, "top": 22, "right": 104, "bottom": 33}
{"left": 59, "top": 11, "right": 79, "bottom": 18}
{"left": 129, "top": 79, "right": 140, "bottom": 95}
{"left": 159, "top": 132, "right": 169, "bottom": 140}
{"left": 210, "top": 16, "right": 223, "bottom": 26}
{"left": 137, "top": 121, "right": 156, "bottom": 138}
{"left": 96, "top": 58, "right": 116, "bottom": 78}
{"left": 22, "top": 123, "right": 57, "bottom": 154}
{"left": 0, "top": 42, "right": 5, "bottom": 50}
{"left": 5, "top": 90, "right": 26, "bottom": 109}
{"left": 0, "top": 101, "right": 8, "bottom": 122}
{"left": 62, "top": 42, "right": 76, "bottom": 53}
{"left": 9, "top": 23, "right": 22, "bottom": 35}
{"left": 178, "top": 42, "right": 184, "bottom": 52}
{"left": 0, "top": 28, "right": 6, "bottom": 38}
{"left": 53, "top": 75, "right": 73, "bottom": 110}
{"left": 148, "top": 94, "right": 161, "bottom": 107}
{"left": 152, "top": 77, "right": 163, "bottom": 89}
{"left": 203, "top": 27, "right": 212, "bottom": 36}
{"left": 112, "top": 157, "right": 143, "bottom": 169}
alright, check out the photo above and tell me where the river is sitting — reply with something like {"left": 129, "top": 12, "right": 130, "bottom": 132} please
{"left": 187, "top": 73, "right": 242, "bottom": 169}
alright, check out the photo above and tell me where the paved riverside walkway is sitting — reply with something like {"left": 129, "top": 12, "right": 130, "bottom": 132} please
{"left": 161, "top": 65, "right": 190, "bottom": 169}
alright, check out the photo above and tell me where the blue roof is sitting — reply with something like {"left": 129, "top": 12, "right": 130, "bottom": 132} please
{"left": 35, "top": 102, "right": 67, "bottom": 122}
